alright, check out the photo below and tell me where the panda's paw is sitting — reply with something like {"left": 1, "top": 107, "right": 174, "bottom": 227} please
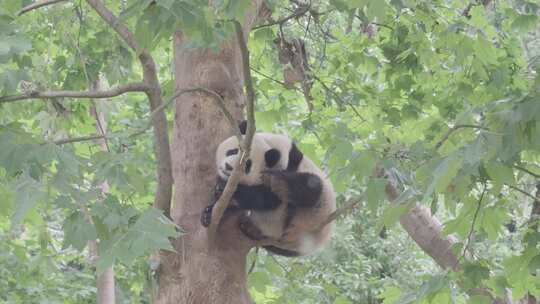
{"left": 200, "top": 204, "right": 214, "bottom": 227}
{"left": 238, "top": 214, "right": 266, "bottom": 241}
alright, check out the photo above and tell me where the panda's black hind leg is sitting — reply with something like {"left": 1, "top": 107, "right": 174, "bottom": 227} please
{"left": 264, "top": 171, "right": 323, "bottom": 207}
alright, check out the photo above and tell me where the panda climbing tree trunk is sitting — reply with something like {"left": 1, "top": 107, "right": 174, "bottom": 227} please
{"left": 154, "top": 2, "right": 266, "bottom": 303}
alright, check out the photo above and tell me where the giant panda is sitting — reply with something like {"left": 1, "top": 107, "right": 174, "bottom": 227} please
{"left": 201, "top": 122, "right": 336, "bottom": 257}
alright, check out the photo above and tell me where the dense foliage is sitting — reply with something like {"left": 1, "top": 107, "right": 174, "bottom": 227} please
{"left": 1, "top": 0, "right": 539, "bottom": 303}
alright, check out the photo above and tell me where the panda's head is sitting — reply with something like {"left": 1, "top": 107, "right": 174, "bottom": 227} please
{"left": 215, "top": 134, "right": 284, "bottom": 185}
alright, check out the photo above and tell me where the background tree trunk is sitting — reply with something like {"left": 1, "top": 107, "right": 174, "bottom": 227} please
{"left": 89, "top": 76, "right": 116, "bottom": 304}
{"left": 155, "top": 4, "right": 264, "bottom": 303}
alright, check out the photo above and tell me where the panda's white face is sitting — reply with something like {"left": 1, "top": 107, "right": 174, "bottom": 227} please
{"left": 216, "top": 135, "right": 284, "bottom": 185}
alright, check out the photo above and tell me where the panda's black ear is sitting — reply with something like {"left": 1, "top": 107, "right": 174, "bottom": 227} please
{"left": 238, "top": 120, "right": 247, "bottom": 135}
{"left": 264, "top": 149, "right": 281, "bottom": 168}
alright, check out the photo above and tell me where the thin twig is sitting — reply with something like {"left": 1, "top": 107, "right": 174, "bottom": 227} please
{"left": 507, "top": 184, "right": 537, "bottom": 201}
{"left": 455, "top": 184, "right": 486, "bottom": 268}
{"left": 17, "top": 0, "right": 67, "bottom": 15}
{"left": 207, "top": 21, "right": 257, "bottom": 241}
{"left": 315, "top": 200, "right": 361, "bottom": 231}
{"left": 435, "top": 125, "right": 489, "bottom": 150}
{"left": 252, "top": 3, "right": 310, "bottom": 30}
{"left": 51, "top": 134, "right": 106, "bottom": 145}
{"left": 514, "top": 165, "right": 540, "bottom": 179}
{"left": 250, "top": 67, "right": 293, "bottom": 89}
{"left": 248, "top": 247, "right": 259, "bottom": 274}
{"left": 0, "top": 82, "right": 149, "bottom": 103}
{"left": 312, "top": 74, "right": 366, "bottom": 122}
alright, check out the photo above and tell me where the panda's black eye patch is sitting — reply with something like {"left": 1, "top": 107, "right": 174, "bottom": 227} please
{"left": 226, "top": 149, "right": 238, "bottom": 156}
{"left": 245, "top": 159, "right": 252, "bottom": 174}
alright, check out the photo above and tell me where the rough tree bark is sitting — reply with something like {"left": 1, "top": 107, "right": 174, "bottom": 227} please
{"left": 155, "top": 3, "right": 265, "bottom": 303}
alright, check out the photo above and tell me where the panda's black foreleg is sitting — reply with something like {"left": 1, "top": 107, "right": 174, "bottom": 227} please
{"left": 263, "top": 171, "right": 323, "bottom": 208}
{"left": 200, "top": 177, "right": 228, "bottom": 227}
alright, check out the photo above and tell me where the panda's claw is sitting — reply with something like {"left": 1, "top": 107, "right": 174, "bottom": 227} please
{"left": 200, "top": 205, "right": 214, "bottom": 227}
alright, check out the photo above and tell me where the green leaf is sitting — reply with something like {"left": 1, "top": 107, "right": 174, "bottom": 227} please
{"left": 366, "top": 178, "right": 386, "bottom": 212}
{"left": 249, "top": 271, "right": 272, "bottom": 293}
{"left": 380, "top": 202, "right": 412, "bottom": 227}
{"left": 334, "top": 141, "right": 353, "bottom": 160}
{"left": 485, "top": 162, "right": 515, "bottom": 189}
{"left": 511, "top": 15, "right": 538, "bottom": 31}
{"left": 481, "top": 207, "right": 509, "bottom": 241}
{"left": 0, "top": 34, "right": 31, "bottom": 56}
{"left": 474, "top": 38, "right": 498, "bottom": 65}
{"left": 469, "top": 295, "right": 492, "bottom": 304}
{"left": 423, "top": 155, "right": 463, "bottom": 203}
{"left": 11, "top": 172, "right": 45, "bottom": 227}
{"left": 334, "top": 296, "right": 353, "bottom": 304}
{"left": 62, "top": 211, "right": 97, "bottom": 251}
{"left": 221, "top": 0, "right": 251, "bottom": 20}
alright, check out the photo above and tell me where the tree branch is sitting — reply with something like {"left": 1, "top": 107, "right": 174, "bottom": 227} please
{"left": 455, "top": 184, "right": 486, "bottom": 268}
{"left": 252, "top": 3, "right": 310, "bottom": 30}
{"left": 312, "top": 74, "right": 367, "bottom": 122}
{"left": 315, "top": 199, "right": 361, "bottom": 231}
{"left": 85, "top": 0, "right": 173, "bottom": 219}
{"left": 514, "top": 165, "right": 540, "bottom": 179}
{"left": 207, "top": 21, "right": 257, "bottom": 240}
{"left": 507, "top": 184, "right": 537, "bottom": 201}
{"left": 435, "top": 124, "right": 489, "bottom": 150}
{"left": 17, "top": 0, "right": 67, "bottom": 16}
{"left": 52, "top": 134, "right": 106, "bottom": 145}
{"left": 0, "top": 82, "right": 149, "bottom": 104}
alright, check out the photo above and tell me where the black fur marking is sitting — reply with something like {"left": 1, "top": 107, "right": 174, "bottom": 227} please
{"left": 239, "top": 120, "right": 247, "bottom": 135}
{"left": 245, "top": 159, "right": 252, "bottom": 174}
{"left": 234, "top": 184, "right": 282, "bottom": 210}
{"left": 200, "top": 204, "right": 214, "bottom": 227}
{"left": 225, "top": 162, "right": 233, "bottom": 170}
{"left": 264, "top": 148, "right": 281, "bottom": 168}
{"left": 226, "top": 148, "right": 238, "bottom": 156}
{"left": 286, "top": 143, "right": 303, "bottom": 171}
{"left": 201, "top": 178, "right": 241, "bottom": 227}
{"left": 265, "top": 171, "right": 323, "bottom": 207}
{"left": 263, "top": 245, "right": 301, "bottom": 257}
{"left": 201, "top": 203, "right": 241, "bottom": 227}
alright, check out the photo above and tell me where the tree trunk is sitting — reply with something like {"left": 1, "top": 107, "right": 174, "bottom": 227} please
{"left": 384, "top": 172, "right": 512, "bottom": 303}
{"left": 89, "top": 77, "right": 116, "bottom": 304}
{"left": 155, "top": 4, "right": 264, "bottom": 303}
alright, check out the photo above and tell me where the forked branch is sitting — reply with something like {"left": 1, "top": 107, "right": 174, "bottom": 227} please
{"left": 207, "top": 20, "right": 257, "bottom": 240}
